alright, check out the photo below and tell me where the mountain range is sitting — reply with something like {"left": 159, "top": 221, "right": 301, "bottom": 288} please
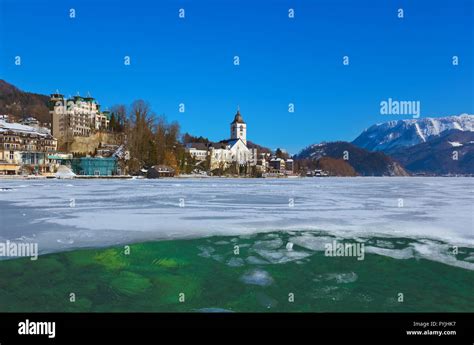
{"left": 296, "top": 114, "right": 474, "bottom": 176}
{"left": 352, "top": 114, "right": 474, "bottom": 175}
{"left": 352, "top": 114, "right": 474, "bottom": 154}
{"left": 1, "top": 79, "right": 473, "bottom": 175}
{"left": 389, "top": 129, "right": 474, "bottom": 175}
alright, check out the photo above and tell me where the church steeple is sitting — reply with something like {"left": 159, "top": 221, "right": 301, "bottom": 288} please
{"left": 230, "top": 107, "right": 247, "bottom": 145}
{"left": 231, "top": 107, "right": 245, "bottom": 124}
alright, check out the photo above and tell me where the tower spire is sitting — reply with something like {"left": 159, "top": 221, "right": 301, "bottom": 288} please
{"left": 230, "top": 106, "right": 247, "bottom": 145}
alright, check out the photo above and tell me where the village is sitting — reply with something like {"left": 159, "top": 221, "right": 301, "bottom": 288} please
{"left": 0, "top": 92, "right": 297, "bottom": 179}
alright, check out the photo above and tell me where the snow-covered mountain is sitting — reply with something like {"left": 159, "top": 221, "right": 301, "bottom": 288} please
{"left": 390, "top": 130, "right": 474, "bottom": 175}
{"left": 352, "top": 114, "right": 474, "bottom": 153}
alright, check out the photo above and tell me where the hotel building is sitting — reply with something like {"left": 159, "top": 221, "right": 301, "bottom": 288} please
{"left": 50, "top": 93, "right": 110, "bottom": 146}
{"left": 0, "top": 120, "right": 57, "bottom": 175}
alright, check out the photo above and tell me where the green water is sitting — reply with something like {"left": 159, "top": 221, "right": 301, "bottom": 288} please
{"left": 0, "top": 231, "right": 473, "bottom": 312}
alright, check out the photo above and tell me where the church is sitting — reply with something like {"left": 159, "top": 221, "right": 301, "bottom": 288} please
{"left": 209, "top": 108, "right": 257, "bottom": 170}
{"left": 185, "top": 108, "right": 258, "bottom": 171}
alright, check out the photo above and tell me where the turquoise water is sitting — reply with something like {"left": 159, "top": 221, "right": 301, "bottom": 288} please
{"left": 0, "top": 231, "right": 473, "bottom": 312}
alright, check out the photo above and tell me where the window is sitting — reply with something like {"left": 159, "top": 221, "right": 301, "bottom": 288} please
{"left": 9, "top": 151, "right": 14, "bottom": 160}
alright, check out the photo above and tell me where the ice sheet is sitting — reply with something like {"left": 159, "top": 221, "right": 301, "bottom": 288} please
{"left": 0, "top": 177, "right": 473, "bottom": 262}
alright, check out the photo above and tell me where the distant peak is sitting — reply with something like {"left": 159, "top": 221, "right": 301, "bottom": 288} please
{"left": 353, "top": 114, "right": 474, "bottom": 154}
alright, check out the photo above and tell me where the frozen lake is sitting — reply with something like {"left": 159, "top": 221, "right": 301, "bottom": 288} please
{"left": 0, "top": 177, "right": 473, "bottom": 269}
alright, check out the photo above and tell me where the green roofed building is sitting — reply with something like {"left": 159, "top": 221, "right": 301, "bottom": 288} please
{"left": 50, "top": 92, "right": 110, "bottom": 148}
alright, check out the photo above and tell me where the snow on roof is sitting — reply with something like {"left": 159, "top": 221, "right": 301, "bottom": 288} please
{"left": 0, "top": 120, "right": 50, "bottom": 137}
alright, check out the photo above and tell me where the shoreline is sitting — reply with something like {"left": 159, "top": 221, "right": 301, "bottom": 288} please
{"left": 0, "top": 175, "right": 473, "bottom": 180}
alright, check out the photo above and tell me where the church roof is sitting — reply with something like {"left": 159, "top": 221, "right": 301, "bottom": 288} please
{"left": 211, "top": 138, "right": 241, "bottom": 149}
{"left": 231, "top": 109, "right": 245, "bottom": 124}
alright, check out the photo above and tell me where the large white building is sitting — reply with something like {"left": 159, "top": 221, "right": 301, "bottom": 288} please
{"left": 50, "top": 93, "right": 110, "bottom": 146}
{"left": 185, "top": 142, "right": 208, "bottom": 161}
{"left": 209, "top": 109, "right": 257, "bottom": 170}
{"left": 185, "top": 109, "right": 258, "bottom": 171}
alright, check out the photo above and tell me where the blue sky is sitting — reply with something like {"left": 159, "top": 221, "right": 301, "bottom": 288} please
{"left": 0, "top": 0, "right": 472, "bottom": 153}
